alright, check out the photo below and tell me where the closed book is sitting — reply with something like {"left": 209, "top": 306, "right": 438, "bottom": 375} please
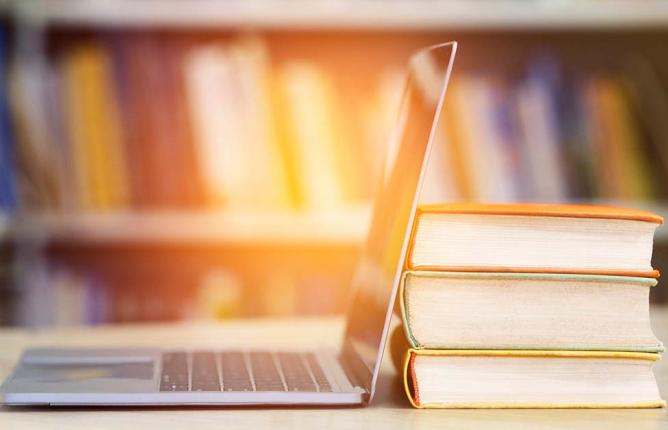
{"left": 152, "top": 37, "right": 204, "bottom": 208}
{"left": 443, "top": 77, "right": 493, "bottom": 200}
{"left": 0, "top": 27, "right": 16, "bottom": 212}
{"left": 185, "top": 40, "right": 292, "bottom": 209}
{"left": 116, "top": 35, "right": 190, "bottom": 208}
{"left": 515, "top": 58, "right": 569, "bottom": 201}
{"left": 407, "top": 203, "right": 663, "bottom": 277}
{"left": 582, "top": 76, "right": 655, "bottom": 200}
{"left": 277, "top": 62, "right": 347, "bottom": 209}
{"left": 61, "top": 42, "right": 129, "bottom": 211}
{"left": 227, "top": 37, "right": 293, "bottom": 209}
{"left": 184, "top": 43, "right": 244, "bottom": 207}
{"left": 459, "top": 76, "right": 518, "bottom": 201}
{"left": 402, "top": 349, "right": 664, "bottom": 409}
{"left": 622, "top": 56, "right": 668, "bottom": 199}
{"left": 400, "top": 271, "right": 662, "bottom": 351}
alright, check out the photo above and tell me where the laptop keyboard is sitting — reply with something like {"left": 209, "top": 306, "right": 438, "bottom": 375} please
{"left": 159, "top": 351, "right": 332, "bottom": 393}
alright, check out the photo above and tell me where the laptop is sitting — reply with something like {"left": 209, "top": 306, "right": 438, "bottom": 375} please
{"left": 0, "top": 42, "right": 457, "bottom": 407}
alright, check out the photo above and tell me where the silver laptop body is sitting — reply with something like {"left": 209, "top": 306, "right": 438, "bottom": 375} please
{"left": 0, "top": 42, "right": 457, "bottom": 407}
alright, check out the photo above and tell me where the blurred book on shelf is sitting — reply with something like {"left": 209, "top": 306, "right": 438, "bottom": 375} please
{"left": 0, "top": 25, "right": 15, "bottom": 215}
{"left": 0, "top": 239, "right": 11, "bottom": 325}
{"left": 4, "top": 26, "right": 668, "bottom": 325}
{"left": 10, "top": 34, "right": 381, "bottom": 214}
{"left": 8, "top": 33, "right": 666, "bottom": 216}
{"left": 13, "top": 258, "right": 353, "bottom": 326}
{"left": 423, "top": 55, "right": 663, "bottom": 204}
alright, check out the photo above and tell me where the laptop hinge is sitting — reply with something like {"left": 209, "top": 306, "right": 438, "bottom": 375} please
{"left": 338, "top": 342, "right": 372, "bottom": 396}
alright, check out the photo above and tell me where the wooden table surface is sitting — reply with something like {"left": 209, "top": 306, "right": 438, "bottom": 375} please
{"left": 1, "top": 312, "right": 668, "bottom": 429}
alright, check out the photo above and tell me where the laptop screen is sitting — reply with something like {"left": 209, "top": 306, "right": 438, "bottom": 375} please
{"left": 343, "top": 42, "right": 457, "bottom": 396}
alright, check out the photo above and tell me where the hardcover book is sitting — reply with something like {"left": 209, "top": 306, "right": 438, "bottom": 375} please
{"left": 407, "top": 203, "right": 663, "bottom": 277}
{"left": 402, "top": 349, "right": 664, "bottom": 409}
{"left": 400, "top": 271, "right": 662, "bottom": 352}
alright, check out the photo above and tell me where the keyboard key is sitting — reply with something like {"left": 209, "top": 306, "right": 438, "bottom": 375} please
{"left": 250, "top": 352, "right": 285, "bottom": 391}
{"left": 306, "top": 353, "right": 332, "bottom": 392}
{"left": 191, "top": 351, "right": 221, "bottom": 391}
{"left": 160, "top": 352, "right": 189, "bottom": 392}
{"left": 221, "top": 351, "right": 253, "bottom": 391}
{"left": 278, "top": 352, "right": 317, "bottom": 392}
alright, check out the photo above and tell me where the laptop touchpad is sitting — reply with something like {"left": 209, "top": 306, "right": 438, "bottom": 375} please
{"left": 3, "top": 349, "right": 158, "bottom": 393}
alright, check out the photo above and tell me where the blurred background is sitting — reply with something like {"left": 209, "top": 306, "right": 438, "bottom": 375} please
{"left": 1, "top": 0, "right": 668, "bottom": 326}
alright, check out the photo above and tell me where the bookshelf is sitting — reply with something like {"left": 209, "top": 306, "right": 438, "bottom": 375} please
{"left": 7, "top": 203, "right": 668, "bottom": 243}
{"left": 11, "top": 206, "right": 370, "bottom": 245}
{"left": 15, "top": 0, "right": 668, "bottom": 30}
{"left": 4, "top": 0, "right": 668, "bottom": 326}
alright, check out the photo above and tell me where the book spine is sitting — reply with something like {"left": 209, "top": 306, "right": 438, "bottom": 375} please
{"left": 398, "top": 272, "right": 421, "bottom": 349}
{"left": 402, "top": 349, "right": 421, "bottom": 408}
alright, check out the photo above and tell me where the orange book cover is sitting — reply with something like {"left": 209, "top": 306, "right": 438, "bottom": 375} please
{"left": 406, "top": 203, "right": 663, "bottom": 278}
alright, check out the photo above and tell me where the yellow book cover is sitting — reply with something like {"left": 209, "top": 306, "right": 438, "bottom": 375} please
{"left": 276, "top": 62, "right": 348, "bottom": 209}
{"left": 229, "top": 37, "right": 293, "bottom": 209}
{"left": 442, "top": 78, "right": 478, "bottom": 200}
{"left": 62, "top": 43, "right": 128, "bottom": 211}
{"left": 585, "top": 77, "right": 654, "bottom": 200}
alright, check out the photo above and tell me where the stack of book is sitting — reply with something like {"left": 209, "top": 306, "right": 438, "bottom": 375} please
{"left": 393, "top": 202, "right": 665, "bottom": 408}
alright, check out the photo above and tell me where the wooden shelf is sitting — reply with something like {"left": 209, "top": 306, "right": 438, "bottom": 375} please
{"left": 10, "top": 206, "right": 371, "bottom": 246}
{"left": 17, "top": 0, "right": 668, "bottom": 30}
{"left": 6, "top": 201, "right": 668, "bottom": 245}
